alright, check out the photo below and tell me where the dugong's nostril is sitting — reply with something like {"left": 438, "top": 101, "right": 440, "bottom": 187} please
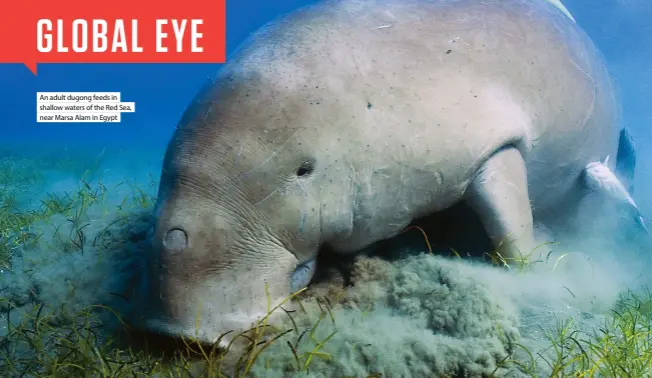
{"left": 163, "top": 228, "right": 188, "bottom": 251}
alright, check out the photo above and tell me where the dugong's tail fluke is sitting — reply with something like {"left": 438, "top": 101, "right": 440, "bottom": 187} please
{"left": 616, "top": 127, "right": 637, "bottom": 194}
{"left": 609, "top": 127, "right": 648, "bottom": 236}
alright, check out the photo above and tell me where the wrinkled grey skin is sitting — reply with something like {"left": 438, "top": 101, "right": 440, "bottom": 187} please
{"left": 138, "top": 0, "right": 620, "bottom": 345}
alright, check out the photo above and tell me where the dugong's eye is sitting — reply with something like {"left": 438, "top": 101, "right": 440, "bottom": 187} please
{"left": 296, "top": 160, "right": 315, "bottom": 177}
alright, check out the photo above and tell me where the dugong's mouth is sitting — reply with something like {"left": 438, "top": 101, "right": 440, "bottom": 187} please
{"left": 290, "top": 258, "right": 317, "bottom": 293}
{"left": 139, "top": 314, "right": 256, "bottom": 348}
{"left": 132, "top": 295, "right": 289, "bottom": 348}
{"left": 129, "top": 255, "right": 318, "bottom": 347}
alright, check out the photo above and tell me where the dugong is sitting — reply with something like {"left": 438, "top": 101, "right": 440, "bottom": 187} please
{"left": 138, "top": 0, "right": 640, "bottom": 344}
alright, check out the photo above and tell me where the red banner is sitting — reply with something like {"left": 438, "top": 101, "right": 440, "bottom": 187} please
{"left": 0, "top": 0, "right": 227, "bottom": 75}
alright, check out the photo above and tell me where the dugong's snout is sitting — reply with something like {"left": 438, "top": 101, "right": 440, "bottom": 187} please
{"left": 131, "top": 200, "right": 310, "bottom": 347}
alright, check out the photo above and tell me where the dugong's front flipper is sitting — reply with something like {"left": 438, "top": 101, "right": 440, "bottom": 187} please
{"left": 584, "top": 158, "right": 649, "bottom": 234}
{"left": 465, "top": 146, "right": 538, "bottom": 263}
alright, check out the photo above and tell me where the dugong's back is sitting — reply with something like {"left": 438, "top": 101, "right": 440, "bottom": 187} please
{"left": 221, "top": 0, "right": 618, "bottom": 212}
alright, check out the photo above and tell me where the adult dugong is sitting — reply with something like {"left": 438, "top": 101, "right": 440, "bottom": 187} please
{"left": 138, "top": 0, "right": 641, "bottom": 344}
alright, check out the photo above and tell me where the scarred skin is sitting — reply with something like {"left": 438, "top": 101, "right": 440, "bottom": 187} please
{"left": 136, "top": 0, "right": 619, "bottom": 345}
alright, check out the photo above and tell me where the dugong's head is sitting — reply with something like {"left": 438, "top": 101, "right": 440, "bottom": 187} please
{"left": 136, "top": 59, "right": 357, "bottom": 345}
